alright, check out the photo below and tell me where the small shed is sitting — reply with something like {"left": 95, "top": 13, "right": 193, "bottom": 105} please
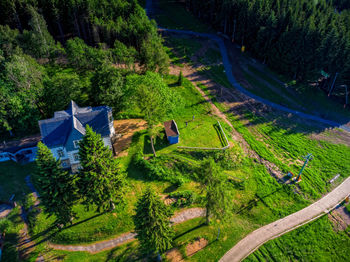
{"left": 164, "top": 120, "right": 180, "bottom": 144}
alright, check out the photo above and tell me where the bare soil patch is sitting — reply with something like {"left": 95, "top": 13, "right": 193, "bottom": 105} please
{"left": 186, "top": 238, "right": 208, "bottom": 257}
{"left": 329, "top": 206, "right": 350, "bottom": 231}
{"left": 112, "top": 119, "right": 147, "bottom": 157}
{"left": 166, "top": 248, "right": 183, "bottom": 262}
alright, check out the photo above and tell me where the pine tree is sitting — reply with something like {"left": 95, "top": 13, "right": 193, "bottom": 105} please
{"left": 35, "top": 142, "right": 77, "bottom": 225}
{"left": 134, "top": 187, "right": 174, "bottom": 256}
{"left": 200, "top": 158, "right": 230, "bottom": 225}
{"left": 77, "top": 125, "right": 125, "bottom": 212}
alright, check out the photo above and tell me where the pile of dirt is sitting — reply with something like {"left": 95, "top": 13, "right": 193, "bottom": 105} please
{"left": 186, "top": 238, "right": 208, "bottom": 257}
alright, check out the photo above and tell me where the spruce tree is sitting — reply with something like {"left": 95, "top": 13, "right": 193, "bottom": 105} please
{"left": 134, "top": 187, "right": 174, "bottom": 256}
{"left": 35, "top": 142, "right": 77, "bottom": 225}
{"left": 77, "top": 125, "right": 125, "bottom": 212}
{"left": 200, "top": 158, "right": 230, "bottom": 225}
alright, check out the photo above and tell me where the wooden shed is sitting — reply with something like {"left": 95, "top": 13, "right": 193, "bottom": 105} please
{"left": 164, "top": 120, "right": 180, "bottom": 144}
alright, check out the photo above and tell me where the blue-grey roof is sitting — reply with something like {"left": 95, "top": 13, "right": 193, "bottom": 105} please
{"left": 39, "top": 101, "right": 112, "bottom": 148}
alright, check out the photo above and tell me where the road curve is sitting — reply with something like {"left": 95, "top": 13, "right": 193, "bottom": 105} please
{"left": 158, "top": 27, "right": 350, "bottom": 133}
{"left": 219, "top": 177, "right": 350, "bottom": 262}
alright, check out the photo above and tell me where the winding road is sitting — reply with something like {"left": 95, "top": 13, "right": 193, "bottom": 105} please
{"left": 147, "top": 0, "right": 349, "bottom": 132}
{"left": 159, "top": 27, "right": 350, "bottom": 133}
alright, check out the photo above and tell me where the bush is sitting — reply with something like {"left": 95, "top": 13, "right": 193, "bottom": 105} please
{"left": 169, "top": 190, "right": 202, "bottom": 207}
{"left": 133, "top": 153, "right": 185, "bottom": 186}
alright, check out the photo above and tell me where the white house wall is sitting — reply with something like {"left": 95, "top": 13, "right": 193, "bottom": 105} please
{"left": 103, "top": 136, "right": 112, "bottom": 149}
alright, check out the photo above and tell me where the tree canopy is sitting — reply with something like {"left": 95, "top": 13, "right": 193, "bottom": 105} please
{"left": 185, "top": 0, "right": 350, "bottom": 85}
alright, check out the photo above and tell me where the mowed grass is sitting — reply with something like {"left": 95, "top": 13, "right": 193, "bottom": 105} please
{"left": 148, "top": 74, "right": 225, "bottom": 154}
{"left": 0, "top": 161, "right": 36, "bottom": 204}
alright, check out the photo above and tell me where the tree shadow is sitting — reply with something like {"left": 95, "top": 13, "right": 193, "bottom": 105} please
{"left": 20, "top": 211, "right": 107, "bottom": 251}
{"left": 235, "top": 187, "right": 284, "bottom": 214}
{"left": 174, "top": 222, "right": 206, "bottom": 240}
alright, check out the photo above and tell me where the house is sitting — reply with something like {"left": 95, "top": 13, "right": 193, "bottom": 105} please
{"left": 164, "top": 120, "right": 180, "bottom": 144}
{"left": 0, "top": 135, "right": 41, "bottom": 164}
{"left": 38, "top": 101, "right": 115, "bottom": 172}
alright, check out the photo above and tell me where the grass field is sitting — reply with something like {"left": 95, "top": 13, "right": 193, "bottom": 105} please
{"left": 161, "top": 25, "right": 350, "bottom": 261}
{"left": 246, "top": 215, "right": 350, "bottom": 261}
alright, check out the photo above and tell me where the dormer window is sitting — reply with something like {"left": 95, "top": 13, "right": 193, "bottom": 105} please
{"left": 73, "top": 140, "right": 81, "bottom": 149}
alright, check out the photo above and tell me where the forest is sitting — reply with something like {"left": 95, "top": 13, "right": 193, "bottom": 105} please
{"left": 184, "top": 0, "right": 350, "bottom": 87}
{"left": 0, "top": 0, "right": 169, "bottom": 138}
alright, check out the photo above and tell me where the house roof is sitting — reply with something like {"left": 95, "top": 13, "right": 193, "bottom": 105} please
{"left": 39, "top": 101, "right": 112, "bottom": 148}
{"left": 164, "top": 120, "right": 180, "bottom": 137}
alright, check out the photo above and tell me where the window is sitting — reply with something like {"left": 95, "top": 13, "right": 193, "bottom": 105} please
{"left": 61, "top": 159, "right": 70, "bottom": 168}
{"left": 73, "top": 140, "right": 80, "bottom": 149}
{"left": 57, "top": 149, "right": 64, "bottom": 157}
{"left": 74, "top": 153, "right": 80, "bottom": 161}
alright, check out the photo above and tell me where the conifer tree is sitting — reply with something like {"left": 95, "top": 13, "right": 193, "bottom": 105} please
{"left": 77, "top": 125, "right": 125, "bottom": 212}
{"left": 200, "top": 158, "right": 230, "bottom": 225}
{"left": 134, "top": 187, "right": 174, "bottom": 256}
{"left": 35, "top": 142, "right": 77, "bottom": 225}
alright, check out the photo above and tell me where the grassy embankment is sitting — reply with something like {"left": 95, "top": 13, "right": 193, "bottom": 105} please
{"left": 163, "top": 31, "right": 350, "bottom": 261}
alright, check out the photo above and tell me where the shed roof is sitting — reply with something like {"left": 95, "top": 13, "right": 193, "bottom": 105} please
{"left": 164, "top": 120, "right": 179, "bottom": 137}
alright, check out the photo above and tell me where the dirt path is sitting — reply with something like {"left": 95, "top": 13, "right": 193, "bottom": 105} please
{"left": 219, "top": 177, "right": 350, "bottom": 262}
{"left": 169, "top": 64, "right": 286, "bottom": 181}
{"left": 48, "top": 208, "right": 205, "bottom": 253}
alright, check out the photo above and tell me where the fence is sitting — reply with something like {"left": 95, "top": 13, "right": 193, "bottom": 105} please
{"left": 177, "top": 121, "right": 230, "bottom": 151}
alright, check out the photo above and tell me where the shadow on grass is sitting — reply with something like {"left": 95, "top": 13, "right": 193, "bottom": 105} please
{"left": 20, "top": 211, "right": 107, "bottom": 251}
{"left": 236, "top": 187, "right": 284, "bottom": 214}
{"left": 174, "top": 223, "right": 206, "bottom": 240}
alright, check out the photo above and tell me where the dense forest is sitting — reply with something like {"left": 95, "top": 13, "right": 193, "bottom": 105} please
{"left": 0, "top": 0, "right": 170, "bottom": 138}
{"left": 184, "top": 0, "right": 350, "bottom": 86}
